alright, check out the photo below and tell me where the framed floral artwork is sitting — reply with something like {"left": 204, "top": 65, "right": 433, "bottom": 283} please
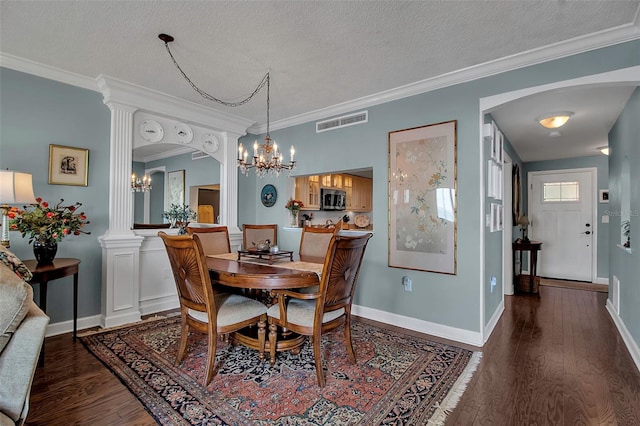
{"left": 48, "top": 144, "right": 89, "bottom": 186}
{"left": 167, "top": 170, "right": 185, "bottom": 207}
{"left": 388, "top": 120, "right": 457, "bottom": 275}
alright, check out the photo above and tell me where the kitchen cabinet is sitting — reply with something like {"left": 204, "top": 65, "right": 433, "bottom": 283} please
{"left": 350, "top": 176, "right": 372, "bottom": 212}
{"left": 295, "top": 175, "right": 320, "bottom": 210}
{"left": 295, "top": 173, "right": 371, "bottom": 212}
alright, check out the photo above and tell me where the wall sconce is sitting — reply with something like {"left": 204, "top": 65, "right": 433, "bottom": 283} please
{"left": 0, "top": 170, "right": 36, "bottom": 247}
{"left": 597, "top": 146, "right": 610, "bottom": 155}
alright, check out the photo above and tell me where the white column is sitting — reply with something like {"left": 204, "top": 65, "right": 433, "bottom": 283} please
{"left": 221, "top": 132, "right": 242, "bottom": 249}
{"left": 98, "top": 101, "right": 144, "bottom": 328}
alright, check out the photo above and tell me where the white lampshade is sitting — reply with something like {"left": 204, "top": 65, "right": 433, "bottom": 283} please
{"left": 0, "top": 170, "right": 36, "bottom": 205}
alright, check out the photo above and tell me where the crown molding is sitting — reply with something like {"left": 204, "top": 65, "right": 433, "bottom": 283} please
{"left": 133, "top": 146, "right": 195, "bottom": 163}
{"left": 97, "top": 75, "right": 254, "bottom": 135}
{"left": 0, "top": 52, "right": 98, "bottom": 91}
{"left": 252, "top": 16, "right": 640, "bottom": 134}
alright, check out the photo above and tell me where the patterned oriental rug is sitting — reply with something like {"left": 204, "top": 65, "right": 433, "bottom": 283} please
{"left": 80, "top": 316, "right": 481, "bottom": 425}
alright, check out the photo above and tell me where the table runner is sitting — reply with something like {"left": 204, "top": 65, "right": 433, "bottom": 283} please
{"left": 209, "top": 252, "right": 324, "bottom": 277}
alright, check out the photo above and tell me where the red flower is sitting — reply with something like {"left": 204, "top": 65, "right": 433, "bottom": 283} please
{"left": 8, "top": 198, "right": 90, "bottom": 244}
{"left": 35, "top": 197, "right": 42, "bottom": 203}
{"left": 41, "top": 201, "right": 49, "bottom": 208}
{"left": 62, "top": 228, "right": 69, "bottom": 235}
{"left": 7, "top": 212, "right": 15, "bottom": 219}
{"left": 46, "top": 212, "right": 54, "bottom": 218}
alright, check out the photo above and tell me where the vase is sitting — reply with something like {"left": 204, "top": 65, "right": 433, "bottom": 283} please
{"left": 290, "top": 210, "right": 299, "bottom": 227}
{"left": 33, "top": 241, "right": 58, "bottom": 265}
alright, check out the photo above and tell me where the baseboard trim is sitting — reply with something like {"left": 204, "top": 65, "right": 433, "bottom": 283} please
{"left": 140, "top": 297, "right": 180, "bottom": 316}
{"left": 606, "top": 299, "right": 640, "bottom": 373}
{"left": 595, "top": 277, "right": 610, "bottom": 285}
{"left": 352, "top": 304, "right": 483, "bottom": 347}
{"left": 45, "top": 314, "right": 102, "bottom": 338}
{"left": 483, "top": 301, "right": 504, "bottom": 344}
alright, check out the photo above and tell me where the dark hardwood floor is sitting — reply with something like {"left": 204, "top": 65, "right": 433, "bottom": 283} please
{"left": 25, "top": 286, "right": 640, "bottom": 425}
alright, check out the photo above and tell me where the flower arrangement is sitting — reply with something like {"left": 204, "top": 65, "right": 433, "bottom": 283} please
{"left": 285, "top": 199, "right": 304, "bottom": 211}
{"left": 163, "top": 204, "right": 197, "bottom": 233}
{"left": 9, "top": 198, "right": 90, "bottom": 244}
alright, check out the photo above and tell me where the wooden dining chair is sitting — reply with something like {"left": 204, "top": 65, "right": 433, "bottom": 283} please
{"left": 186, "top": 226, "right": 231, "bottom": 255}
{"left": 298, "top": 226, "right": 338, "bottom": 263}
{"left": 267, "top": 232, "right": 372, "bottom": 387}
{"left": 243, "top": 224, "right": 277, "bottom": 250}
{"left": 158, "top": 232, "right": 267, "bottom": 386}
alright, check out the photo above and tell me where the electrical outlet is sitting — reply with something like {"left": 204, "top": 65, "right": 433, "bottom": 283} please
{"left": 490, "top": 276, "right": 496, "bottom": 293}
{"left": 402, "top": 276, "right": 412, "bottom": 292}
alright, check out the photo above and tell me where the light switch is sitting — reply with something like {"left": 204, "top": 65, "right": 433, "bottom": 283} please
{"left": 602, "top": 215, "right": 609, "bottom": 224}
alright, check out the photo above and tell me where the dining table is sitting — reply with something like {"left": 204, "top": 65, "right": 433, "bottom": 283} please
{"left": 206, "top": 254, "right": 322, "bottom": 364}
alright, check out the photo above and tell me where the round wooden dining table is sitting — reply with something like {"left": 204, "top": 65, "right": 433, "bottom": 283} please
{"left": 206, "top": 256, "right": 320, "bottom": 364}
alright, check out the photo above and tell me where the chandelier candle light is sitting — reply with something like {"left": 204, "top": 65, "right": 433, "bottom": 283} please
{"left": 131, "top": 172, "right": 151, "bottom": 192}
{"left": 158, "top": 34, "right": 296, "bottom": 177}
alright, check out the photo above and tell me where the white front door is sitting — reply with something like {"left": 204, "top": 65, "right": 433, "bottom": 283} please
{"left": 529, "top": 169, "right": 595, "bottom": 282}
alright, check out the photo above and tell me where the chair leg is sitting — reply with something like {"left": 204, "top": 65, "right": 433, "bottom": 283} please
{"left": 268, "top": 323, "right": 277, "bottom": 365}
{"left": 203, "top": 324, "right": 217, "bottom": 386}
{"left": 258, "top": 318, "right": 266, "bottom": 361}
{"left": 176, "top": 315, "right": 189, "bottom": 366}
{"left": 312, "top": 332, "right": 325, "bottom": 387}
{"left": 344, "top": 315, "right": 356, "bottom": 364}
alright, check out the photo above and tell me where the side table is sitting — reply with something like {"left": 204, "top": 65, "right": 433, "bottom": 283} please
{"left": 23, "top": 258, "right": 81, "bottom": 366}
{"left": 512, "top": 240, "right": 542, "bottom": 293}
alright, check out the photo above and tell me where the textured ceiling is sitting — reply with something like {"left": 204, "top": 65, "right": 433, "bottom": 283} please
{"left": 1, "top": 1, "right": 639, "bottom": 161}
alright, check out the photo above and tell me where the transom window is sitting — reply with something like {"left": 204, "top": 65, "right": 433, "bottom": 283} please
{"left": 543, "top": 181, "right": 579, "bottom": 202}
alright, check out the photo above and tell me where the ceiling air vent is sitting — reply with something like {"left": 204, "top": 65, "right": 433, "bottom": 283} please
{"left": 192, "top": 151, "right": 209, "bottom": 160}
{"left": 316, "top": 111, "right": 368, "bottom": 133}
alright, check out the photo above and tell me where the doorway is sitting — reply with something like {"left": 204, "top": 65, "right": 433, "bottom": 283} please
{"left": 529, "top": 168, "right": 596, "bottom": 282}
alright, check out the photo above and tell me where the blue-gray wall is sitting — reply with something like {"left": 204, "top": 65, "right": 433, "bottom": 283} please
{"left": 0, "top": 67, "right": 110, "bottom": 324}
{"left": 524, "top": 155, "right": 610, "bottom": 279}
{"left": 1, "top": 39, "right": 639, "bottom": 341}
{"left": 608, "top": 87, "right": 640, "bottom": 347}
{"left": 239, "top": 40, "right": 640, "bottom": 335}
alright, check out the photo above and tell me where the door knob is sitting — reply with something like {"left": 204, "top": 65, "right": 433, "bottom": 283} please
{"left": 585, "top": 223, "right": 591, "bottom": 227}
{"left": 581, "top": 231, "right": 591, "bottom": 235}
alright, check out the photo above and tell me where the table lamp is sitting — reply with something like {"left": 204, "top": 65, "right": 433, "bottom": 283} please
{"left": 0, "top": 170, "right": 36, "bottom": 247}
{"left": 517, "top": 215, "right": 530, "bottom": 242}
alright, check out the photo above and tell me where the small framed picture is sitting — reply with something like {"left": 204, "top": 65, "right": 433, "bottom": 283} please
{"left": 48, "top": 144, "right": 89, "bottom": 186}
{"left": 599, "top": 189, "right": 609, "bottom": 203}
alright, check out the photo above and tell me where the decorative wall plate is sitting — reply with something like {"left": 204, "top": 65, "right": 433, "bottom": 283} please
{"left": 140, "top": 120, "right": 164, "bottom": 143}
{"left": 261, "top": 184, "right": 277, "bottom": 207}
{"left": 174, "top": 123, "right": 193, "bottom": 144}
{"left": 354, "top": 214, "right": 370, "bottom": 228}
{"left": 202, "top": 133, "right": 220, "bottom": 152}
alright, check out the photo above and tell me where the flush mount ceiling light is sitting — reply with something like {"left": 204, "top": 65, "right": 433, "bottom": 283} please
{"left": 536, "top": 111, "right": 574, "bottom": 129}
{"left": 548, "top": 131, "right": 562, "bottom": 138}
{"left": 158, "top": 34, "right": 296, "bottom": 177}
{"left": 597, "top": 146, "right": 610, "bottom": 155}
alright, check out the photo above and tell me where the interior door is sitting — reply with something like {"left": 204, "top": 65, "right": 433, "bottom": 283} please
{"left": 529, "top": 170, "right": 594, "bottom": 282}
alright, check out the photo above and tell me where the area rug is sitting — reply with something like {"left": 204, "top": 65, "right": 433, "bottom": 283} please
{"left": 80, "top": 316, "right": 481, "bottom": 425}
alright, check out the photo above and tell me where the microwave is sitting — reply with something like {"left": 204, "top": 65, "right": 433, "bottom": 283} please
{"left": 321, "top": 188, "right": 346, "bottom": 211}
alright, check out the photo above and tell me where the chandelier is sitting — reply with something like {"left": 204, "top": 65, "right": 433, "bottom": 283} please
{"left": 158, "top": 34, "right": 296, "bottom": 177}
{"left": 131, "top": 172, "right": 151, "bottom": 192}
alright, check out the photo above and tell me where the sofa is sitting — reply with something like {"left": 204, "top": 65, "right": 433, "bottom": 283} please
{"left": 0, "top": 246, "right": 49, "bottom": 426}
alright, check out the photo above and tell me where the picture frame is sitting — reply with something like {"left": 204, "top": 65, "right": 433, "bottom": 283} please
{"left": 388, "top": 120, "right": 457, "bottom": 275}
{"left": 490, "top": 203, "right": 499, "bottom": 232}
{"left": 48, "top": 144, "right": 89, "bottom": 186}
{"left": 599, "top": 189, "right": 609, "bottom": 203}
{"left": 168, "top": 170, "right": 185, "bottom": 206}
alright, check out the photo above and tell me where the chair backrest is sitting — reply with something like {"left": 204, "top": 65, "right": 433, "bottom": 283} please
{"left": 318, "top": 233, "right": 372, "bottom": 314}
{"left": 186, "top": 226, "right": 231, "bottom": 255}
{"left": 299, "top": 226, "right": 338, "bottom": 263}
{"left": 243, "top": 224, "right": 277, "bottom": 249}
{"left": 158, "top": 232, "right": 216, "bottom": 319}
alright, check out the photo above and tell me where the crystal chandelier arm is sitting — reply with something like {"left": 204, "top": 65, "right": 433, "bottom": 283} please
{"left": 159, "top": 34, "right": 269, "bottom": 108}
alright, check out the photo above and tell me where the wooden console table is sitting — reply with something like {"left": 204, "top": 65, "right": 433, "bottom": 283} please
{"left": 24, "top": 258, "right": 81, "bottom": 338}
{"left": 512, "top": 240, "right": 542, "bottom": 293}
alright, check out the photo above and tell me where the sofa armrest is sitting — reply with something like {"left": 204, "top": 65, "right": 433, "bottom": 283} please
{"left": 0, "top": 302, "right": 49, "bottom": 424}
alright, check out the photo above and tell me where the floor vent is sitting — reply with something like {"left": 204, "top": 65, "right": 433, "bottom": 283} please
{"left": 192, "top": 151, "right": 209, "bottom": 160}
{"left": 316, "top": 111, "right": 368, "bottom": 133}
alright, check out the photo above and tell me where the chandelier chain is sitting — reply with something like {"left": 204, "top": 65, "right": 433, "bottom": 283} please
{"left": 162, "top": 41, "right": 269, "bottom": 108}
